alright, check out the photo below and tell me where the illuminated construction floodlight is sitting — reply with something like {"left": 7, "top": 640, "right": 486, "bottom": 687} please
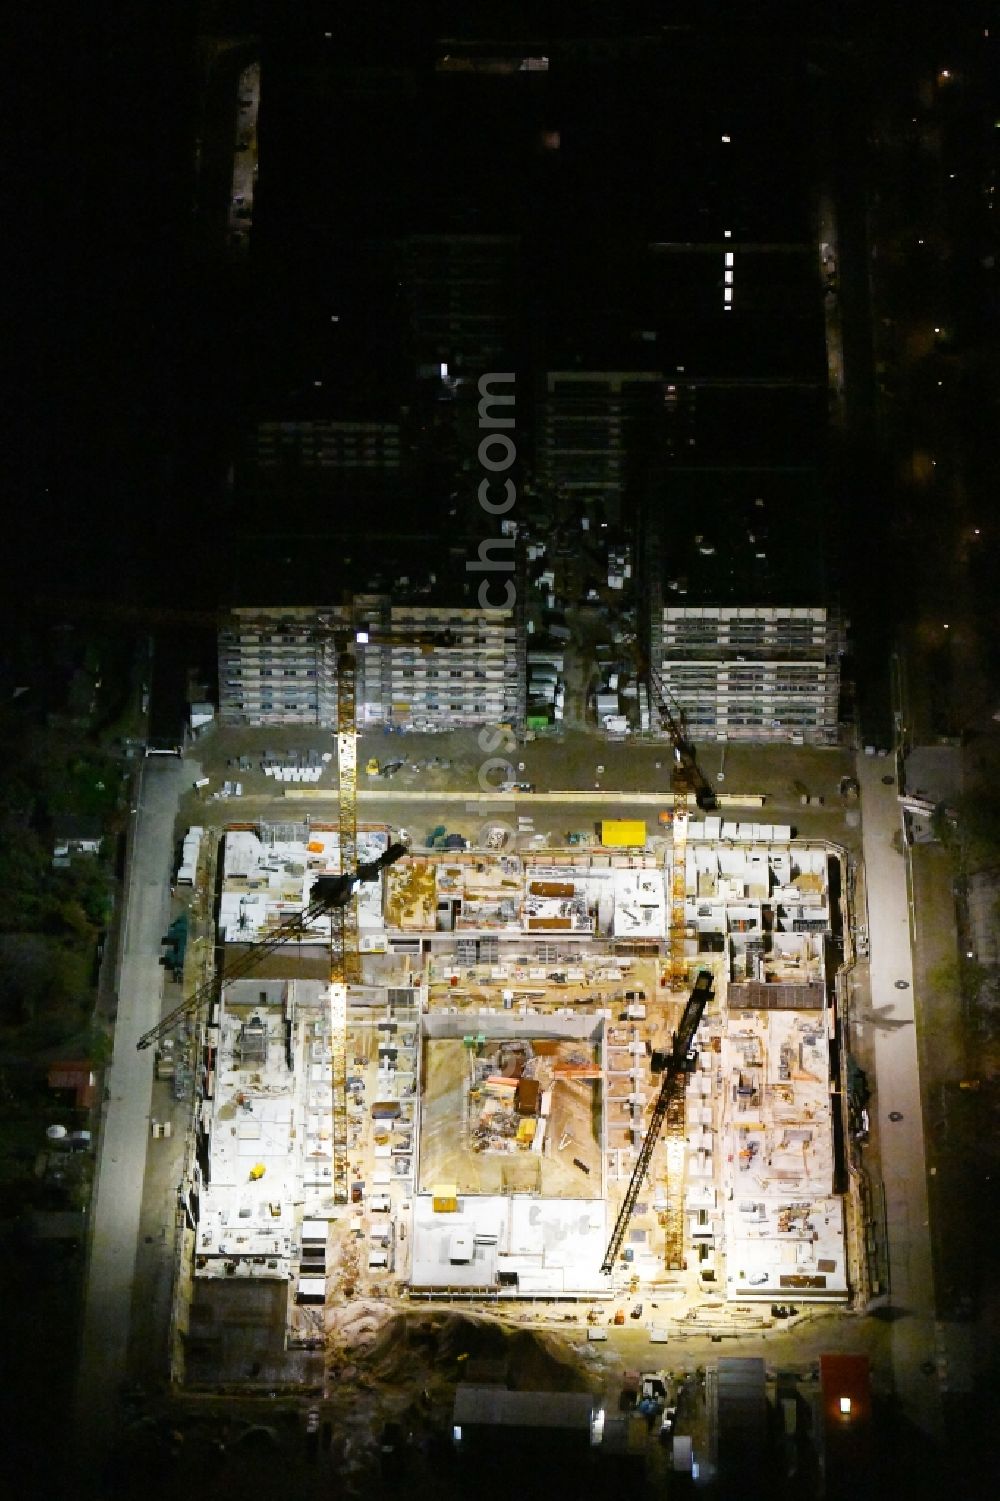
{"left": 355, "top": 630, "right": 369, "bottom": 644}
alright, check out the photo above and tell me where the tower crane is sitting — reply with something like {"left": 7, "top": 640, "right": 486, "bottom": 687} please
{"left": 646, "top": 661, "right": 716, "bottom": 988}
{"left": 623, "top": 640, "right": 717, "bottom": 987}
{"left": 106, "top": 595, "right": 453, "bottom": 1203}
{"left": 601, "top": 969, "right": 713, "bottom": 1274}
{"left": 135, "top": 842, "right": 409, "bottom": 1054}
{"left": 45, "top": 592, "right": 458, "bottom": 1206}
{"left": 645, "top": 660, "right": 718, "bottom": 816}
{"left": 302, "top": 607, "right": 453, "bottom": 1200}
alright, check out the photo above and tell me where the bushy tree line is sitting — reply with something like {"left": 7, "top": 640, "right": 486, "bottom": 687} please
{"left": 0, "top": 713, "right": 121, "bottom": 1034}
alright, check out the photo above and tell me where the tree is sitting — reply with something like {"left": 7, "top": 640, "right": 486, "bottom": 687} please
{"left": 954, "top": 791, "right": 1000, "bottom": 871}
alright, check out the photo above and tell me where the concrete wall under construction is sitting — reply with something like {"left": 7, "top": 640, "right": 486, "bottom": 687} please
{"left": 422, "top": 1010, "right": 603, "bottom": 1043}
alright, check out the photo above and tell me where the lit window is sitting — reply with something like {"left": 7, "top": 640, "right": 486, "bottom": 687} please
{"left": 840, "top": 1397, "right": 852, "bottom": 1415}
{"left": 725, "top": 252, "right": 734, "bottom": 267}
{"left": 725, "top": 270, "right": 734, "bottom": 285}
{"left": 724, "top": 288, "right": 733, "bottom": 303}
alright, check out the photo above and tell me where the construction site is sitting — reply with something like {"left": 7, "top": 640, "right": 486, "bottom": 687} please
{"left": 124, "top": 595, "right": 850, "bottom": 1393}
{"left": 162, "top": 809, "right": 850, "bottom": 1388}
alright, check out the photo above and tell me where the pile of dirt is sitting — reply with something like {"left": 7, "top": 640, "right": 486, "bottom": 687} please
{"left": 326, "top": 1298, "right": 394, "bottom": 1350}
{"left": 497, "top": 1327, "right": 592, "bottom": 1392}
{"left": 359, "top": 1311, "right": 592, "bottom": 1393}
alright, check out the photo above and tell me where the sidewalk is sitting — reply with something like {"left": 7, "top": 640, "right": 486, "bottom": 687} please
{"left": 856, "top": 753, "right": 941, "bottom": 1438}
{"left": 73, "top": 756, "right": 187, "bottom": 1484}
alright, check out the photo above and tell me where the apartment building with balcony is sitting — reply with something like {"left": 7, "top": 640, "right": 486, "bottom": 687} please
{"left": 218, "top": 597, "right": 520, "bottom": 731}
{"left": 645, "top": 478, "right": 845, "bottom": 746}
{"left": 654, "top": 604, "right": 844, "bottom": 745}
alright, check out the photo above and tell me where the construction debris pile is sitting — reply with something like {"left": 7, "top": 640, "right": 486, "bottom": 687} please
{"left": 466, "top": 1039, "right": 602, "bottom": 1158}
{"left": 469, "top": 1041, "right": 545, "bottom": 1155}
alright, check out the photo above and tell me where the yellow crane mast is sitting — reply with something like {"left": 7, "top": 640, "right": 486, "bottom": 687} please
{"left": 329, "top": 641, "right": 359, "bottom": 1206}
{"left": 627, "top": 649, "right": 716, "bottom": 990}
{"left": 326, "top": 609, "right": 453, "bottom": 1204}
{"left": 601, "top": 971, "right": 714, "bottom": 1275}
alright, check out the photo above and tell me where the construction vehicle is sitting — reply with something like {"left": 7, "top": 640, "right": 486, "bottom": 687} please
{"left": 601, "top": 969, "right": 714, "bottom": 1274}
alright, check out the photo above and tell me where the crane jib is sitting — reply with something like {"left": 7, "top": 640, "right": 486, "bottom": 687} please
{"left": 600, "top": 971, "right": 713, "bottom": 1274}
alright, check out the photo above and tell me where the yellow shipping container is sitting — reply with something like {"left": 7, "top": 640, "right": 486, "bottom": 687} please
{"left": 600, "top": 819, "right": 647, "bottom": 848}
{"left": 432, "top": 1182, "right": 458, "bottom": 1213}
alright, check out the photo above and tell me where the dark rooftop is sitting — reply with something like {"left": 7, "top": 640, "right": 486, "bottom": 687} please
{"left": 454, "top": 1385, "right": 595, "bottom": 1430}
{"left": 653, "top": 471, "right": 830, "bottom": 606}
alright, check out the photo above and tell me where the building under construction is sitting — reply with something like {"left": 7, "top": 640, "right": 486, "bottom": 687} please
{"left": 217, "top": 597, "right": 520, "bottom": 731}
{"left": 172, "top": 818, "right": 850, "bottom": 1384}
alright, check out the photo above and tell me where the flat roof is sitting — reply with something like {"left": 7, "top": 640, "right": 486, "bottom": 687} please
{"left": 454, "top": 1386, "right": 595, "bottom": 1429}
{"left": 611, "top": 867, "right": 666, "bottom": 939}
{"left": 219, "top": 827, "right": 389, "bottom": 943}
{"left": 652, "top": 471, "right": 830, "bottom": 607}
{"left": 718, "top": 1008, "right": 846, "bottom": 1299}
{"left": 197, "top": 980, "right": 331, "bottom": 1278}
{"left": 410, "top": 1194, "right": 608, "bottom": 1295}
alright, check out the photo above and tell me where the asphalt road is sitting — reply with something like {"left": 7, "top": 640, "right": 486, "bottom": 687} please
{"left": 74, "top": 755, "right": 187, "bottom": 1481}
{"left": 856, "top": 752, "right": 940, "bottom": 1437}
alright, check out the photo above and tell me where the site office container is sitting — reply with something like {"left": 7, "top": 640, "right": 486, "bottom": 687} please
{"left": 600, "top": 820, "right": 647, "bottom": 848}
